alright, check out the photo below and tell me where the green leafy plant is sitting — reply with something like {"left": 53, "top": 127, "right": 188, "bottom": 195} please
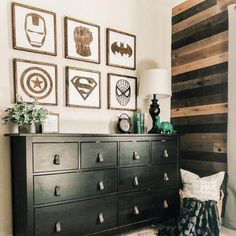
{"left": 2, "top": 97, "right": 48, "bottom": 127}
{"left": 32, "top": 107, "right": 48, "bottom": 125}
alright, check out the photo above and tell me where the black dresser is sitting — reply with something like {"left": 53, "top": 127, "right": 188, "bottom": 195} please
{"left": 8, "top": 133, "right": 179, "bottom": 236}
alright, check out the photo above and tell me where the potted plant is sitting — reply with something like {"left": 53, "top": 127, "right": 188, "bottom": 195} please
{"left": 2, "top": 98, "right": 35, "bottom": 133}
{"left": 2, "top": 98, "right": 48, "bottom": 133}
{"left": 32, "top": 106, "right": 48, "bottom": 133}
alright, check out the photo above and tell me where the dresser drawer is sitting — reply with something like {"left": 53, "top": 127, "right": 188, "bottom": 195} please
{"left": 152, "top": 140, "right": 177, "bottom": 164}
{"left": 33, "top": 143, "right": 78, "bottom": 172}
{"left": 150, "top": 165, "right": 177, "bottom": 189}
{"left": 35, "top": 195, "right": 117, "bottom": 236}
{"left": 118, "top": 190, "right": 178, "bottom": 226}
{"left": 119, "top": 166, "right": 150, "bottom": 192}
{"left": 34, "top": 169, "right": 117, "bottom": 204}
{"left": 120, "top": 141, "right": 149, "bottom": 166}
{"left": 81, "top": 142, "right": 117, "bottom": 169}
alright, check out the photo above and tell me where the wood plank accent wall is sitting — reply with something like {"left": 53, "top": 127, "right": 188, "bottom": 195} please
{"left": 171, "top": 0, "right": 236, "bottom": 176}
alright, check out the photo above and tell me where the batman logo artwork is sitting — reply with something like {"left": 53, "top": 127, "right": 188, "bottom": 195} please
{"left": 71, "top": 76, "right": 97, "bottom": 100}
{"left": 111, "top": 41, "right": 133, "bottom": 57}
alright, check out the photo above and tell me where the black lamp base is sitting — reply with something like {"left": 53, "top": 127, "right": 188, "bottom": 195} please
{"left": 148, "top": 94, "right": 161, "bottom": 134}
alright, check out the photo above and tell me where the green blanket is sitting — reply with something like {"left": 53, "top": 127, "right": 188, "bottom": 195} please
{"left": 158, "top": 197, "right": 220, "bottom": 236}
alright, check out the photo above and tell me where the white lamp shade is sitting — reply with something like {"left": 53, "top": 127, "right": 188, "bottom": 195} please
{"left": 138, "top": 69, "right": 172, "bottom": 99}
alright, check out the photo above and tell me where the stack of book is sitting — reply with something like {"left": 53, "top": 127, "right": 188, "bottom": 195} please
{"left": 133, "top": 112, "right": 148, "bottom": 134}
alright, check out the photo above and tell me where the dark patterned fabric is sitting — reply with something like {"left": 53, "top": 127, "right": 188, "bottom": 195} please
{"left": 158, "top": 197, "right": 220, "bottom": 236}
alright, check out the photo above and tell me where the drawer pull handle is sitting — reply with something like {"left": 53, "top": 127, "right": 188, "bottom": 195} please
{"left": 163, "top": 200, "right": 169, "bottom": 209}
{"left": 163, "top": 173, "right": 169, "bottom": 182}
{"left": 133, "top": 176, "right": 139, "bottom": 186}
{"left": 97, "top": 153, "right": 104, "bottom": 163}
{"left": 53, "top": 155, "right": 60, "bottom": 165}
{"left": 98, "top": 213, "right": 104, "bottom": 223}
{"left": 134, "top": 206, "right": 140, "bottom": 215}
{"left": 133, "top": 152, "right": 140, "bottom": 160}
{"left": 162, "top": 150, "right": 169, "bottom": 158}
{"left": 161, "top": 139, "right": 166, "bottom": 142}
{"left": 98, "top": 180, "right": 105, "bottom": 190}
{"left": 54, "top": 186, "right": 61, "bottom": 196}
{"left": 55, "top": 221, "right": 62, "bottom": 232}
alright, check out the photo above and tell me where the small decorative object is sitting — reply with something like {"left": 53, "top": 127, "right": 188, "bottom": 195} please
{"left": 12, "top": 2, "right": 57, "bottom": 56}
{"left": 117, "top": 113, "right": 132, "bottom": 133}
{"left": 2, "top": 97, "right": 33, "bottom": 133}
{"left": 65, "top": 17, "right": 100, "bottom": 64}
{"left": 139, "top": 69, "right": 172, "bottom": 133}
{"left": 66, "top": 66, "right": 101, "bottom": 108}
{"left": 32, "top": 106, "right": 48, "bottom": 133}
{"left": 108, "top": 73, "right": 137, "bottom": 111}
{"left": 42, "top": 112, "right": 59, "bottom": 133}
{"left": 160, "top": 121, "right": 176, "bottom": 134}
{"left": 14, "top": 58, "right": 58, "bottom": 106}
{"left": 154, "top": 116, "right": 161, "bottom": 131}
{"left": 106, "top": 28, "right": 136, "bottom": 70}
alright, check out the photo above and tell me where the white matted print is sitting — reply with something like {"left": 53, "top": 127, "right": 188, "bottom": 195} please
{"left": 107, "top": 28, "right": 136, "bottom": 70}
{"left": 108, "top": 73, "right": 137, "bottom": 111}
{"left": 65, "top": 17, "right": 100, "bottom": 64}
{"left": 66, "top": 67, "right": 101, "bottom": 108}
{"left": 12, "top": 2, "right": 57, "bottom": 55}
{"left": 14, "top": 59, "right": 58, "bottom": 105}
{"left": 43, "top": 113, "right": 59, "bottom": 133}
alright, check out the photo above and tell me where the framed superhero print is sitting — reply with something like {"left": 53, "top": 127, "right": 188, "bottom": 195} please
{"left": 108, "top": 73, "right": 137, "bottom": 111}
{"left": 13, "top": 59, "right": 58, "bottom": 105}
{"left": 12, "top": 2, "right": 57, "bottom": 55}
{"left": 66, "top": 66, "right": 101, "bottom": 108}
{"left": 65, "top": 17, "right": 100, "bottom": 64}
{"left": 106, "top": 28, "right": 136, "bottom": 70}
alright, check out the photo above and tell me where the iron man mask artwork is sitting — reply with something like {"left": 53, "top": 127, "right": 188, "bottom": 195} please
{"left": 24, "top": 13, "right": 47, "bottom": 48}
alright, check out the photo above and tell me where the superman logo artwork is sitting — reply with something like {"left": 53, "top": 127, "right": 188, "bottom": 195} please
{"left": 71, "top": 76, "right": 97, "bottom": 100}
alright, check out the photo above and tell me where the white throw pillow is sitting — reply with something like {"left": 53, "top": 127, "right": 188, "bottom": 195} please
{"left": 180, "top": 169, "right": 225, "bottom": 201}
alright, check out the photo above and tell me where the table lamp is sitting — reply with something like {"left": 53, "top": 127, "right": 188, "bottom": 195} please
{"left": 139, "top": 69, "right": 172, "bottom": 133}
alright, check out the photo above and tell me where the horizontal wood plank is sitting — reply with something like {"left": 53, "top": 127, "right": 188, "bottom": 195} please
{"left": 175, "top": 123, "right": 227, "bottom": 133}
{"left": 172, "top": 1, "right": 233, "bottom": 34}
{"left": 172, "top": 92, "right": 227, "bottom": 109}
{"left": 173, "top": 83, "right": 227, "bottom": 99}
{"left": 180, "top": 159, "right": 227, "bottom": 172}
{"left": 172, "top": 41, "right": 228, "bottom": 67}
{"left": 172, "top": 62, "right": 228, "bottom": 83}
{"left": 181, "top": 142, "right": 227, "bottom": 153}
{"left": 171, "top": 103, "right": 228, "bottom": 118}
{"left": 172, "top": 72, "right": 227, "bottom": 93}
{"left": 172, "top": 31, "right": 228, "bottom": 59}
{"left": 172, "top": 20, "right": 228, "bottom": 50}
{"left": 172, "top": 11, "right": 227, "bottom": 43}
{"left": 172, "top": 0, "right": 205, "bottom": 17}
{"left": 181, "top": 151, "right": 227, "bottom": 162}
{"left": 172, "top": 113, "right": 227, "bottom": 126}
{"left": 172, "top": 52, "right": 228, "bottom": 76}
{"left": 180, "top": 133, "right": 227, "bottom": 143}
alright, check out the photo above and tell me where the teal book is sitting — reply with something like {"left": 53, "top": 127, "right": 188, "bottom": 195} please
{"left": 134, "top": 112, "right": 141, "bottom": 134}
{"left": 140, "top": 113, "right": 144, "bottom": 134}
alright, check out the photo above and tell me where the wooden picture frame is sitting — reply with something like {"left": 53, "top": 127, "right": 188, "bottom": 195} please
{"left": 42, "top": 112, "right": 59, "bottom": 133}
{"left": 66, "top": 66, "right": 101, "bottom": 109}
{"left": 13, "top": 58, "right": 58, "bottom": 106}
{"left": 106, "top": 28, "right": 136, "bottom": 70}
{"left": 108, "top": 73, "right": 137, "bottom": 111}
{"left": 12, "top": 2, "right": 57, "bottom": 56}
{"left": 64, "top": 17, "right": 101, "bottom": 64}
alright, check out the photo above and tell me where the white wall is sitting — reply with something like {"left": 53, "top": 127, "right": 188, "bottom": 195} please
{"left": 0, "top": 0, "right": 175, "bottom": 235}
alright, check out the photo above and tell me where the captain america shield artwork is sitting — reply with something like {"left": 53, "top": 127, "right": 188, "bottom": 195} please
{"left": 14, "top": 59, "right": 57, "bottom": 105}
